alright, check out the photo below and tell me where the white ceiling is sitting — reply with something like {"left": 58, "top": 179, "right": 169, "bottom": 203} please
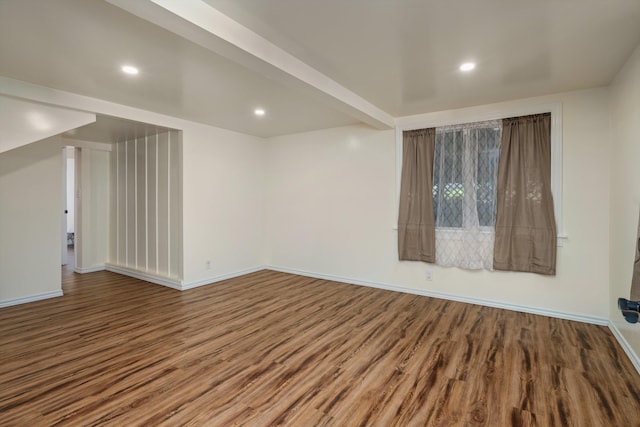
{"left": 1, "top": 0, "right": 639, "bottom": 140}
{"left": 204, "top": 0, "right": 640, "bottom": 116}
{"left": 0, "top": 0, "right": 359, "bottom": 138}
{"left": 205, "top": 0, "right": 640, "bottom": 116}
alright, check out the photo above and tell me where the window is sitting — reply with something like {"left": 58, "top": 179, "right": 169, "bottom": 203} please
{"left": 432, "top": 120, "right": 501, "bottom": 270}
{"left": 396, "top": 102, "right": 565, "bottom": 272}
{"left": 396, "top": 101, "right": 564, "bottom": 250}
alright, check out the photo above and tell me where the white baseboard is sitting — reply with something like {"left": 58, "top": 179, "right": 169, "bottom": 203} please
{"left": 106, "top": 263, "right": 267, "bottom": 292}
{"left": 608, "top": 321, "right": 640, "bottom": 374}
{"left": 181, "top": 266, "right": 267, "bottom": 290}
{"left": 103, "top": 262, "right": 609, "bottom": 327}
{"left": 105, "top": 264, "right": 183, "bottom": 290}
{"left": 0, "top": 290, "right": 63, "bottom": 308}
{"left": 75, "top": 265, "right": 106, "bottom": 274}
{"left": 265, "top": 265, "right": 608, "bottom": 326}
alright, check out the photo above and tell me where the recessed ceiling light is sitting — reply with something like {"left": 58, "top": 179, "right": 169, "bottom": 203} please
{"left": 121, "top": 65, "right": 139, "bottom": 75}
{"left": 254, "top": 108, "right": 265, "bottom": 116}
{"left": 459, "top": 62, "right": 476, "bottom": 72}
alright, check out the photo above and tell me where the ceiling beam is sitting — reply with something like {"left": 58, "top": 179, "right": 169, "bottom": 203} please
{"left": 0, "top": 95, "right": 95, "bottom": 154}
{"left": 105, "top": 0, "right": 395, "bottom": 130}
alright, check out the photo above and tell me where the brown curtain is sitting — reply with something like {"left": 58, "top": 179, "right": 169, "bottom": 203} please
{"left": 398, "top": 128, "right": 436, "bottom": 262}
{"left": 493, "top": 113, "right": 557, "bottom": 275}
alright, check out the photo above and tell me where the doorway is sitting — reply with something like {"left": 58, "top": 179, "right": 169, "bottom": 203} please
{"left": 62, "top": 146, "right": 76, "bottom": 268}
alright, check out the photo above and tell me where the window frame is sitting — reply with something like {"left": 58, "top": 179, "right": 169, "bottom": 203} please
{"left": 395, "top": 101, "right": 565, "bottom": 246}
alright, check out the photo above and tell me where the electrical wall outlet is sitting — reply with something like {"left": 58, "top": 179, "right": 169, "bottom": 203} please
{"left": 426, "top": 269, "right": 433, "bottom": 281}
{"left": 205, "top": 260, "right": 211, "bottom": 270}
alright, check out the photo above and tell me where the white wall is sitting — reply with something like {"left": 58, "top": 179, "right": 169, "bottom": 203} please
{"left": 610, "top": 43, "right": 640, "bottom": 354}
{"left": 76, "top": 147, "right": 110, "bottom": 273}
{"left": 181, "top": 124, "right": 265, "bottom": 287}
{"left": 108, "top": 131, "right": 181, "bottom": 282}
{"left": 265, "top": 87, "right": 611, "bottom": 321}
{"left": 0, "top": 136, "right": 63, "bottom": 305}
{"left": 265, "top": 124, "right": 397, "bottom": 281}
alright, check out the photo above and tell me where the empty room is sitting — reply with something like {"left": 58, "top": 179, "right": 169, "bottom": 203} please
{"left": 2, "top": 0, "right": 640, "bottom": 425}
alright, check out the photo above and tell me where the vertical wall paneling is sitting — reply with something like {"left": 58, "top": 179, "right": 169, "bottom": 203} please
{"left": 145, "top": 135, "right": 158, "bottom": 273}
{"left": 144, "top": 135, "right": 149, "bottom": 270}
{"left": 109, "top": 142, "right": 118, "bottom": 265}
{"left": 152, "top": 133, "right": 159, "bottom": 273}
{"left": 134, "top": 135, "right": 138, "bottom": 268}
{"left": 156, "top": 132, "right": 169, "bottom": 277}
{"left": 109, "top": 130, "right": 182, "bottom": 282}
{"left": 114, "top": 141, "right": 119, "bottom": 264}
{"left": 126, "top": 139, "right": 136, "bottom": 268}
{"left": 143, "top": 135, "right": 149, "bottom": 270}
{"left": 116, "top": 140, "right": 126, "bottom": 264}
{"left": 134, "top": 136, "right": 137, "bottom": 268}
{"left": 123, "top": 139, "right": 127, "bottom": 264}
{"left": 169, "top": 133, "right": 182, "bottom": 278}
{"left": 167, "top": 131, "right": 171, "bottom": 277}
{"left": 136, "top": 135, "right": 146, "bottom": 270}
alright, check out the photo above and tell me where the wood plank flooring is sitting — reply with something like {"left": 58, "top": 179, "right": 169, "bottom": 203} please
{"left": 1, "top": 267, "right": 639, "bottom": 426}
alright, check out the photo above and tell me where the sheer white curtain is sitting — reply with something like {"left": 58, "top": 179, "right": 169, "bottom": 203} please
{"left": 433, "top": 120, "right": 501, "bottom": 270}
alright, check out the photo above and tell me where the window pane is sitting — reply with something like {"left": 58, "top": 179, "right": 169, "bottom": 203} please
{"left": 475, "top": 127, "right": 501, "bottom": 227}
{"left": 434, "top": 130, "right": 463, "bottom": 228}
{"left": 434, "top": 126, "right": 500, "bottom": 229}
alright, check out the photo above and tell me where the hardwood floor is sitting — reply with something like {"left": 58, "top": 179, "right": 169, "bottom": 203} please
{"left": 1, "top": 267, "right": 639, "bottom": 426}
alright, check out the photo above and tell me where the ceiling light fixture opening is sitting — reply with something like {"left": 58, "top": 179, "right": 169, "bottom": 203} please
{"left": 254, "top": 108, "right": 265, "bottom": 116}
{"left": 121, "top": 65, "right": 139, "bottom": 75}
{"left": 459, "top": 62, "right": 476, "bottom": 72}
